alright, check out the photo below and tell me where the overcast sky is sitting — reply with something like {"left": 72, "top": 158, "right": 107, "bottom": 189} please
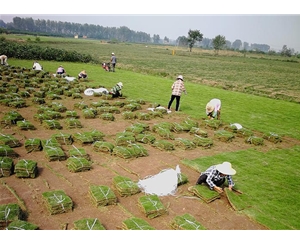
{"left": 1, "top": 1, "right": 299, "bottom": 52}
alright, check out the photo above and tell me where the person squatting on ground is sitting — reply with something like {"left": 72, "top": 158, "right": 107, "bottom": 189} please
{"left": 195, "top": 162, "right": 236, "bottom": 193}
{"left": 78, "top": 70, "right": 88, "bottom": 79}
{"left": 167, "top": 75, "right": 187, "bottom": 112}
{"left": 32, "top": 61, "right": 43, "bottom": 71}
{"left": 206, "top": 98, "right": 221, "bottom": 120}
{"left": 110, "top": 53, "right": 117, "bottom": 72}
{"left": 56, "top": 65, "right": 66, "bottom": 75}
{"left": 0, "top": 55, "right": 8, "bottom": 65}
{"left": 102, "top": 62, "right": 111, "bottom": 71}
{"left": 109, "top": 82, "right": 123, "bottom": 98}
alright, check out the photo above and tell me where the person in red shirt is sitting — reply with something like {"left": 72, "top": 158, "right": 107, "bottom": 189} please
{"left": 167, "top": 75, "right": 187, "bottom": 112}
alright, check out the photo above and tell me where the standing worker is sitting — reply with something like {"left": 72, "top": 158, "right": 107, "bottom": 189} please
{"left": 0, "top": 54, "right": 8, "bottom": 65}
{"left": 167, "top": 75, "right": 187, "bottom": 112}
{"left": 206, "top": 98, "right": 221, "bottom": 120}
{"left": 110, "top": 53, "right": 117, "bottom": 72}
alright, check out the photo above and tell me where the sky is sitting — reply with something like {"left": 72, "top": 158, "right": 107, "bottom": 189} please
{"left": 1, "top": 1, "right": 299, "bottom": 53}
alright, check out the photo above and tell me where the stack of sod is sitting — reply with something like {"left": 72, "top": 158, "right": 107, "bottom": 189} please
{"left": 125, "top": 123, "right": 147, "bottom": 134}
{"left": 177, "top": 173, "right": 189, "bottom": 186}
{"left": 171, "top": 122, "right": 185, "bottom": 133}
{"left": 72, "top": 132, "right": 94, "bottom": 145}
{"left": 73, "top": 218, "right": 106, "bottom": 230}
{"left": 66, "top": 156, "right": 92, "bottom": 173}
{"left": 192, "top": 135, "right": 213, "bottom": 148}
{"left": 68, "top": 145, "right": 89, "bottom": 159}
{"left": 138, "top": 195, "right": 167, "bottom": 219}
{"left": 89, "top": 130, "right": 105, "bottom": 141}
{"left": 6, "top": 220, "right": 39, "bottom": 230}
{"left": 44, "top": 110, "right": 63, "bottom": 119}
{"left": 113, "top": 175, "right": 141, "bottom": 197}
{"left": 128, "top": 99, "right": 146, "bottom": 105}
{"left": 0, "top": 203, "right": 22, "bottom": 228}
{"left": 16, "top": 120, "right": 36, "bottom": 130}
{"left": 112, "top": 100, "right": 125, "bottom": 107}
{"left": 155, "top": 127, "right": 174, "bottom": 140}
{"left": 0, "top": 145, "right": 18, "bottom": 157}
{"left": 122, "top": 111, "right": 137, "bottom": 119}
{"left": 245, "top": 136, "right": 264, "bottom": 145}
{"left": 136, "top": 112, "right": 151, "bottom": 120}
{"left": 154, "top": 106, "right": 168, "bottom": 114}
{"left": 14, "top": 159, "right": 38, "bottom": 178}
{"left": 170, "top": 213, "right": 206, "bottom": 230}
{"left": 123, "top": 103, "right": 141, "bottom": 112}
{"left": 122, "top": 217, "right": 155, "bottom": 230}
{"left": 32, "top": 97, "right": 45, "bottom": 105}
{"left": 42, "top": 119, "right": 62, "bottom": 130}
{"left": 92, "top": 141, "right": 114, "bottom": 153}
{"left": 1, "top": 110, "right": 24, "bottom": 125}
{"left": 65, "top": 110, "right": 79, "bottom": 118}
{"left": 50, "top": 102, "right": 67, "bottom": 112}
{"left": 90, "top": 100, "right": 110, "bottom": 108}
{"left": 24, "top": 138, "right": 42, "bottom": 152}
{"left": 214, "top": 130, "right": 235, "bottom": 142}
{"left": 174, "top": 138, "right": 196, "bottom": 150}
{"left": 135, "top": 133, "right": 156, "bottom": 144}
{"left": 202, "top": 119, "right": 222, "bottom": 129}
{"left": 112, "top": 146, "right": 137, "bottom": 159}
{"left": 0, "top": 133, "right": 21, "bottom": 147}
{"left": 42, "top": 190, "right": 73, "bottom": 215}
{"left": 65, "top": 118, "right": 82, "bottom": 129}
{"left": 189, "top": 127, "right": 208, "bottom": 137}
{"left": 0, "top": 156, "right": 14, "bottom": 177}
{"left": 96, "top": 106, "right": 120, "bottom": 114}
{"left": 152, "top": 140, "right": 175, "bottom": 151}
{"left": 188, "top": 185, "right": 220, "bottom": 203}
{"left": 149, "top": 110, "right": 163, "bottom": 118}
{"left": 33, "top": 113, "right": 50, "bottom": 123}
{"left": 181, "top": 117, "right": 199, "bottom": 130}
{"left": 51, "top": 132, "right": 73, "bottom": 145}
{"left": 82, "top": 108, "right": 97, "bottom": 119}
{"left": 89, "top": 185, "right": 117, "bottom": 207}
{"left": 41, "top": 138, "right": 61, "bottom": 148}
{"left": 46, "top": 94, "right": 62, "bottom": 100}
{"left": 43, "top": 146, "right": 67, "bottom": 161}
{"left": 100, "top": 113, "right": 115, "bottom": 121}
{"left": 128, "top": 143, "right": 148, "bottom": 157}
{"left": 72, "top": 93, "right": 83, "bottom": 99}
{"left": 263, "top": 132, "right": 282, "bottom": 143}
{"left": 115, "top": 132, "right": 136, "bottom": 146}
{"left": 74, "top": 101, "right": 88, "bottom": 110}
{"left": 236, "top": 127, "right": 254, "bottom": 138}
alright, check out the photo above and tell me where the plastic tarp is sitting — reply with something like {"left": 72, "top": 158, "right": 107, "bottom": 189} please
{"left": 84, "top": 88, "right": 109, "bottom": 96}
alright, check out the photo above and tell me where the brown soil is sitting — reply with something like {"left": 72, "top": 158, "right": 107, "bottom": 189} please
{"left": 1, "top": 91, "right": 299, "bottom": 230}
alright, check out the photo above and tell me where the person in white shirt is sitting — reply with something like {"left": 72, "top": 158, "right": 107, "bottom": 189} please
{"left": 32, "top": 61, "right": 43, "bottom": 71}
{"left": 0, "top": 55, "right": 8, "bottom": 65}
{"left": 206, "top": 98, "right": 221, "bottom": 120}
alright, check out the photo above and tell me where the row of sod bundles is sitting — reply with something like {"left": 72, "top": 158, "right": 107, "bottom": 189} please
{"left": 115, "top": 132, "right": 136, "bottom": 146}
{"left": 1, "top": 110, "right": 24, "bottom": 125}
{"left": 192, "top": 135, "right": 213, "bottom": 148}
{"left": 16, "top": 120, "right": 35, "bottom": 130}
{"left": 52, "top": 132, "right": 73, "bottom": 145}
{"left": 202, "top": 119, "right": 222, "bottom": 129}
{"left": 89, "top": 185, "right": 117, "bottom": 207}
{"left": 263, "top": 132, "right": 282, "bottom": 143}
{"left": 42, "top": 190, "right": 73, "bottom": 215}
{"left": 68, "top": 145, "right": 89, "bottom": 159}
{"left": 138, "top": 195, "right": 167, "bottom": 219}
{"left": 214, "top": 130, "right": 235, "bottom": 142}
{"left": 96, "top": 106, "right": 120, "bottom": 114}
{"left": 0, "top": 203, "right": 22, "bottom": 228}
{"left": 122, "top": 217, "right": 155, "bottom": 230}
{"left": 188, "top": 185, "right": 220, "bottom": 203}
{"left": 66, "top": 156, "right": 92, "bottom": 173}
{"left": 100, "top": 112, "right": 115, "bottom": 121}
{"left": 152, "top": 140, "right": 175, "bottom": 151}
{"left": 14, "top": 159, "right": 38, "bottom": 178}
{"left": 189, "top": 127, "right": 208, "bottom": 137}
{"left": 170, "top": 213, "right": 206, "bottom": 230}
{"left": 65, "top": 118, "right": 82, "bottom": 129}
{"left": 43, "top": 145, "right": 66, "bottom": 161}
{"left": 6, "top": 220, "right": 39, "bottom": 230}
{"left": 73, "top": 218, "right": 106, "bottom": 230}
{"left": 0, "top": 145, "right": 18, "bottom": 157}
{"left": 245, "top": 136, "right": 264, "bottom": 145}
{"left": 127, "top": 98, "right": 146, "bottom": 105}
{"left": 93, "top": 141, "right": 114, "bottom": 153}
{"left": 0, "top": 133, "right": 21, "bottom": 147}
{"left": 174, "top": 138, "right": 196, "bottom": 150}
{"left": 113, "top": 175, "right": 141, "bottom": 197}
{"left": 42, "top": 119, "right": 62, "bottom": 129}
{"left": 25, "top": 138, "right": 42, "bottom": 152}
{"left": 90, "top": 100, "right": 110, "bottom": 108}
{"left": 135, "top": 133, "right": 156, "bottom": 144}
{"left": 0, "top": 156, "right": 14, "bottom": 177}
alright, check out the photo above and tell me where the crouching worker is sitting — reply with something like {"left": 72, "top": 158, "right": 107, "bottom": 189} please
{"left": 195, "top": 162, "right": 236, "bottom": 193}
{"left": 109, "top": 82, "right": 123, "bottom": 98}
{"left": 0, "top": 55, "right": 8, "bottom": 65}
{"left": 206, "top": 98, "right": 221, "bottom": 120}
{"left": 102, "top": 62, "right": 110, "bottom": 71}
{"left": 78, "top": 70, "right": 88, "bottom": 79}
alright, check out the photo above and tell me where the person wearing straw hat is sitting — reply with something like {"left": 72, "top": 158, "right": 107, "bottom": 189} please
{"left": 167, "top": 75, "right": 187, "bottom": 112}
{"left": 109, "top": 82, "right": 123, "bottom": 98}
{"left": 110, "top": 52, "right": 117, "bottom": 72}
{"left": 206, "top": 98, "right": 221, "bottom": 120}
{"left": 194, "top": 162, "right": 236, "bottom": 193}
{"left": 78, "top": 70, "right": 88, "bottom": 79}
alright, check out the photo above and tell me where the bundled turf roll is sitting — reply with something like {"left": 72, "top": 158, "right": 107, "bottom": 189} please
{"left": 0, "top": 133, "right": 21, "bottom": 148}
{"left": 92, "top": 141, "right": 114, "bottom": 153}
{"left": 135, "top": 133, "right": 156, "bottom": 144}
{"left": 192, "top": 135, "right": 213, "bottom": 148}
{"left": 7, "top": 220, "right": 39, "bottom": 230}
{"left": 65, "top": 110, "right": 79, "bottom": 118}
{"left": 125, "top": 123, "right": 148, "bottom": 134}
{"left": 115, "top": 133, "right": 136, "bottom": 146}
{"left": 0, "top": 145, "right": 19, "bottom": 157}
{"left": 41, "top": 138, "right": 61, "bottom": 148}
{"left": 16, "top": 120, "right": 36, "bottom": 130}
{"left": 138, "top": 195, "right": 167, "bottom": 219}
{"left": 245, "top": 136, "right": 264, "bottom": 145}
{"left": 72, "top": 132, "right": 94, "bottom": 145}
{"left": 68, "top": 145, "right": 89, "bottom": 159}
{"left": 155, "top": 127, "right": 174, "bottom": 140}
{"left": 24, "top": 138, "right": 42, "bottom": 152}
{"left": 1, "top": 110, "right": 24, "bottom": 125}
{"left": 42, "top": 119, "right": 62, "bottom": 130}
{"left": 51, "top": 132, "right": 73, "bottom": 145}
{"left": 202, "top": 119, "right": 222, "bottom": 129}
{"left": 0, "top": 156, "right": 14, "bottom": 177}
{"left": 122, "top": 217, "right": 155, "bottom": 230}
{"left": 42, "top": 190, "right": 73, "bottom": 215}
{"left": 136, "top": 112, "right": 151, "bottom": 120}
{"left": 100, "top": 113, "right": 115, "bottom": 121}
{"left": 170, "top": 213, "right": 206, "bottom": 230}
{"left": 82, "top": 108, "right": 97, "bottom": 119}
{"left": 89, "top": 130, "right": 105, "bottom": 141}
{"left": 189, "top": 127, "right": 208, "bottom": 137}
{"left": 188, "top": 185, "right": 220, "bottom": 203}
{"left": 66, "top": 156, "right": 92, "bottom": 173}
{"left": 0, "top": 203, "right": 22, "bottom": 228}
{"left": 122, "top": 111, "right": 137, "bottom": 120}
{"left": 128, "top": 143, "right": 148, "bottom": 157}
{"left": 112, "top": 146, "right": 135, "bottom": 159}
{"left": 65, "top": 118, "right": 82, "bottom": 129}
{"left": 152, "top": 140, "right": 175, "bottom": 151}
{"left": 14, "top": 159, "right": 38, "bottom": 178}
{"left": 214, "top": 130, "right": 235, "bottom": 142}
{"left": 74, "top": 101, "right": 88, "bottom": 110}
{"left": 236, "top": 127, "right": 254, "bottom": 138}
{"left": 174, "top": 138, "right": 196, "bottom": 150}
{"left": 89, "top": 185, "right": 118, "bottom": 207}
{"left": 113, "top": 175, "right": 141, "bottom": 197}
{"left": 96, "top": 106, "right": 120, "bottom": 114}
{"left": 263, "top": 132, "right": 282, "bottom": 143}
{"left": 73, "top": 218, "right": 106, "bottom": 230}
{"left": 181, "top": 117, "right": 199, "bottom": 130}
{"left": 43, "top": 146, "right": 67, "bottom": 161}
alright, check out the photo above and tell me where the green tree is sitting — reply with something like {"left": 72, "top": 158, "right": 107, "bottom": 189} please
{"left": 187, "top": 29, "right": 203, "bottom": 52}
{"left": 212, "top": 35, "right": 226, "bottom": 55}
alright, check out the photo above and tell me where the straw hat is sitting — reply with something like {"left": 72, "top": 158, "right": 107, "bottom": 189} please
{"left": 177, "top": 75, "right": 184, "bottom": 81}
{"left": 117, "top": 82, "right": 123, "bottom": 88}
{"left": 82, "top": 70, "right": 86, "bottom": 74}
{"left": 112, "top": 52, "right": 115, "bottom": 55}
{"left": 206, "top": 102, "right": 214, "bottom": 113}
{"left": 216, "top": 162, "right": 236, "bottom": 175}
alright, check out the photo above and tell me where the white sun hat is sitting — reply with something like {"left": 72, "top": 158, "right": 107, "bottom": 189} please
{"left": 117, "top": 82, "right": 123, "bottom": 87}
{"left": 216, "top": 162, "right": 236, "bottom": 175}
{"left": 177, "top": 75, "right": 184, "bottom": 81}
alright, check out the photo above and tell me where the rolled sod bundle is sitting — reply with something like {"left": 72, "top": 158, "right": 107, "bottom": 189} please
{"left": 154, "top": 106, "right": 168, "bottom": 114}
{"left": 202, "top": 119, "right": 222, "bottom": 129}
{"left": 14, "top": 159, "right": 38, "bottom": 178}
{"left": 170, "top": 213, "right": 206, "bottom": 230}
{"left": 73, "top": 218, "right": 106, "bottom": 230}
{"left": 0, "top": 133, "right": 21, "bottom": 148}
{"left": 44, "top": 110, "right": 63, "bottom": 119}
{"left": 192, "top": 135, "right": 213, "bottom": 148}
{"left": 171, "top": 122, "right": 185, "bottom": 133}
{"left": 122, "top": 111, "right": 137, "bottom": 120}
{"left": 155, "top": 127, "right": 174, "bottom": 140}
{"left": 42, "top": 119, "right": 62, "bottom": 130}
{"left": 16, "top": 120, "right": 35, "bottom": 130}
{"left": 128, "top": 143, "right": 148, "bottom": 157}
{"left": 68, "top": 145, "right": 89, "bottom": 159}
{"left": 0, "top": 156, "right": 14, "bottom": 177}
{"left": 89, "top": 130, "right": 105, "bottom": 141}
{"left": 65, "top": 110, "right": 79, "bottom": 118}
{"left": 82, "top": 108, "right": 97, "bottom": 119}
{"left": 8, "top": 99, "right": 27, "bottom": 108}
{"left": 90, "top": 100, "right": 110, "bottom": 108}
{"left": 7, "top": 220, "right": 39, "bottom": 230}
{"left": 0, "top": 145, "right": 19, "bottom": 157}
{"left": 127, "top": 99, "right": 146, "bottom": 105}
{"left": 51, "top": 132, "right": 73, "bottom": 145}
{"left": 125, "top": 123, "right": 148, "bottom": 134}
{"left": 112, "top": 146, "right": 136, "bottom": 159}
{"left": 113, "top": 175, "right": 141, "bottom": 197}
{"left": 152, "top": 122, "right": 173, "bottom": 132}
{"left": 123, "top": 103, "right": 141, "bottom": 112}
{"left": 96, "top": 106, "right": 120, "bottom": 114}
{"left": 236, "top": 127, "right": 254, "bottom": 138}
{"left": 42, "top": 190, "right": 73, "bottom": 215}
{"left": 138, "top": 195, "right": 167, "bottom": 219}
{"left": 74, "top": 101, "right": 88, "bottom": 110}
{"left": 66, "top": 156, "right": 92, "bottom": 173}
{"left": 89, "top": 185, "right": 117, "bottom": 207}
{"left": 122, "top": 217, "right": 155, "bottom": 230}
{"left": 214, "top": 130, "right": 235, "bottom": 142}
{"left": 41, "top": 138, "right": 61, "bottom": 148}
{"left": 188, "top": 185, "right": 220, "bottom": 203}
{"left": 135, "top": 133, "right": 156, "bottom": 144}
{"left": 100, "top": 113, "right": 115, "bottom": 121}
{"left": 50, "top": 102, "right": 67, "bottom": 112}
{"left": 115, "top": 133, "right": 136, "bottom": 146}
{"left": 33, "top": 113, "right": 50, "bottom": 123}
{"left": 0, "top": 203, "right": 22, "bottom": 228}
{"left": 189, "top": 127, "right": 208, "bottom": 137}
{"left": 43, "top": 146, "right": 66, "bottom": 161}
{"left": 245, "top": 136, "right": 264, "bottom": 146}
{"left": 263, "top": 132, "right": 282, "bottom": 143}
{"left": 112, "top": 100, "right": 125, "bottom": 107}
{"left": 24, "top": 138, "right": 42, "bottom": 152}
{"left": 65, "top": 118, "right": 82, "bottom": 129}
{"left": 149, "top": 111, "right": 163, "bottom": 118}
{"left": 92, "top": 141, "right": 114, "bottom": 153}
{"left": 136, "top": 112, "right": 151, "bottom": 120}
{"left": 181, "top": 117, "right": 199, "bottom": 130}
{"left": 152, "top": 140, "right": 175, "bottom": 151}
{"left": 32, "top": 97, "right": 45, "bottom": 105}
{"left": 1, "top": 110, "right": 24, "bottom": 125}
{"left": 72, "top": 93, "right": 83, "bottom": 99}
{"left": 174, "top": 138, "right": 196, "bottom": 150}
{"left": 72, "top": 132, "right": 94, "bottom": 145}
